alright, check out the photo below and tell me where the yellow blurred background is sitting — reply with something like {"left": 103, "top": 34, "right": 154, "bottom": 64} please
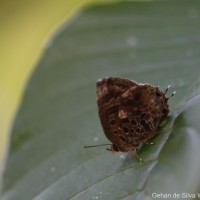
{"left": 0, "top": 0, "right": 116, "bottom": 171}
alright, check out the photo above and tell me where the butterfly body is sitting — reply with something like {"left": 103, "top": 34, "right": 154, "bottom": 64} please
{"left": 97, "top": 77, "right": 170, "bottom": 153}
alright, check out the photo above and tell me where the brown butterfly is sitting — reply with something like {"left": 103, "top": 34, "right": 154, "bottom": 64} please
{"left": 84, "top": 77, "right": 175, "bottom": 161}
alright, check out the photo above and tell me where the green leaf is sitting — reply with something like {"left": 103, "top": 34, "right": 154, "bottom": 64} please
{"left": 1, "top": 0, "right": 200, "bottom": 199}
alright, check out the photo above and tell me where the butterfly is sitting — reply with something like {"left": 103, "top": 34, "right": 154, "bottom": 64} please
{"left": 84, "top": 77, "right": 175, "bottom": 161}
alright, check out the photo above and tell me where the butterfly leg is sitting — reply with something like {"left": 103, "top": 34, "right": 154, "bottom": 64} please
{"left": 144, "top": 141, "right": 155, "bottom": 145}
{"left": 129, "top": 149, "right": 143, "bottom": 163}
{"left": 135, "top": 152, "right": 143, "bottom": 163}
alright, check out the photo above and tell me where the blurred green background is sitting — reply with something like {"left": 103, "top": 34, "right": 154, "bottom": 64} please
{"left": 0, "top": 0, "right": 114, "bottom": 170}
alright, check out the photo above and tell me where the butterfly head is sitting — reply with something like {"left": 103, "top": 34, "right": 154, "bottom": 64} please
{"left": 106, "top": 144, "right": 120, "bottom": 153}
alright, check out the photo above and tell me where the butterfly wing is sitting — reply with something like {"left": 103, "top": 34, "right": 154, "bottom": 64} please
{"left": 97, "top": 77, "right": 170, "bottom": 152}
{"left": 118, "top": 85, "right": 155, "bottom": 148}
{"left": 118, "top": 84, "right": 168, "bottom": 151}
{"left": 96, "top": 77, "right": 138, "bottom": 146}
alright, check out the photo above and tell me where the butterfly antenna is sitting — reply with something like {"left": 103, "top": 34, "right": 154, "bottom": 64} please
{"left": 164, "top": 85, "right": 171, "bottom": 95}
{"left": 166, "top": 91, "right": 176, "bottom": 101}
{"left": 84, "top": 144, "right": 111, "bottom": 148}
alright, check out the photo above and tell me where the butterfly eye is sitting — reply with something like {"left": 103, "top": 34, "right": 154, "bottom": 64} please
{"left": 112, "top": 144, "right": 119, "bottom": 152}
